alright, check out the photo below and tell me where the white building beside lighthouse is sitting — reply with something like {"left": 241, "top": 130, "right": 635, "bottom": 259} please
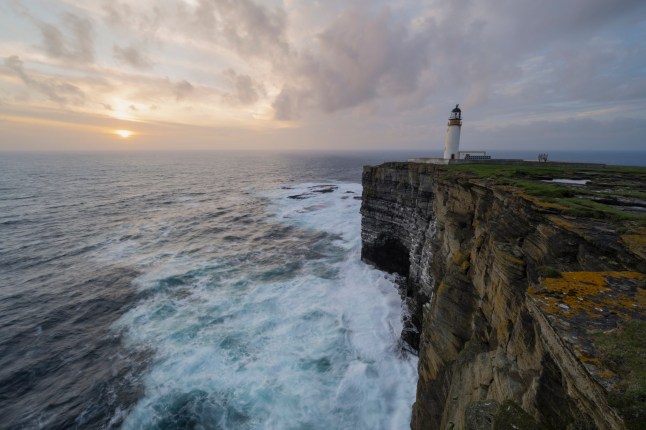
{"left": 443, "top": 104, "right": 462, "bottom": 160}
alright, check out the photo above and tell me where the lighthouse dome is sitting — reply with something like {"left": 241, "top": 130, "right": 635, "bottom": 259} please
{"left": 449, "top": 104, "right": 462, "bottom": 120}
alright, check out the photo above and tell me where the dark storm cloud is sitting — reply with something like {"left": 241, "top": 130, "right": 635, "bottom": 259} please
{"left": 36, "top": 12, "right": 94, "bottom": 63}
{"left": 4, "top": 56, "right": 85, "bottom": 105}
{"left": 113, "top": 45, "right": 153, "bottom": 69}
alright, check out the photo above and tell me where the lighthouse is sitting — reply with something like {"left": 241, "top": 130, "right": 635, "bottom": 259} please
{"left": 443, "top": 104, "right": 462, "bottom": 160}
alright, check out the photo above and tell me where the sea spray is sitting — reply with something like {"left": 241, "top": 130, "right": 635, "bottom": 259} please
{"left": 115, "top": 183, "right": 418, "bottom": 429}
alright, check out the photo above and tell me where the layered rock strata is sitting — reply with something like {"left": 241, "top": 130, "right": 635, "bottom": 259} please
{"left": 361, "top": 162, "right": 645, "bottom": 430}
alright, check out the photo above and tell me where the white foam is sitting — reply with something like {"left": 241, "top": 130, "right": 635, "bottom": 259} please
{"left": 116, "top": 182, "right": 418, "bottom": 429}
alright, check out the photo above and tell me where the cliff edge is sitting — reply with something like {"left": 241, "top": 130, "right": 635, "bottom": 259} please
{"left": 361, "top": 162, "right": 646, "bottom": 430}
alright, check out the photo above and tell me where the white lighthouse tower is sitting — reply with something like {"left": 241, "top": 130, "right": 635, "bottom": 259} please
{"left": 443, "top": 104, "right": 462, "bottom": 160}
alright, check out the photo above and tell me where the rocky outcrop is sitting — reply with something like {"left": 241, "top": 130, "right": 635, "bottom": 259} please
{"left": 361, "top": 162, "right": 645, "bottom": 430}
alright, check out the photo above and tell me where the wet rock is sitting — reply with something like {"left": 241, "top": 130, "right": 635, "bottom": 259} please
{"left": 309, "top": 185, "right": 338, "bottom": 193}
{"left": 465, "top": 400, "right": 498, "bottom": 430}
{"left": 287, "top": 193, "right": 315, "bottom": 200}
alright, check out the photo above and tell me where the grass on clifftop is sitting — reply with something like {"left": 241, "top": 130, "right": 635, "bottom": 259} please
{"left": 593, "top": 319, "right": 646, "bottom": 430}
{"left": 444, "top": 164, "right": 646, "bottom": 226}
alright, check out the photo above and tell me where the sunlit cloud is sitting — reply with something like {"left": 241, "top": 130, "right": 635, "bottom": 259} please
{"left": 114, "top": 129, "right": 133, "bottom": 138}
{"left": 0, "top": 0, "right": 645, "bottom": 151}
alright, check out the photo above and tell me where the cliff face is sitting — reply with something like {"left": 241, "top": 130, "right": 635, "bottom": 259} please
{"left": 361, "top": 162, "right": 645, "bottom": 430}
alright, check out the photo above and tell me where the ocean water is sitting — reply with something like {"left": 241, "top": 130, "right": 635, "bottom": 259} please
{"left": 2, "top": 150, "right": 644, "bottom": 430}
{"left": 0, "top": 152, "right": 418, "bottom": 430}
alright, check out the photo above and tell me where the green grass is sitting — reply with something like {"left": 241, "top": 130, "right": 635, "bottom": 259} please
{"left": 511, "top": 180, "right": 576, "bottom": 198}
{"left": 592, "top": 320, "right": 646, "bottom": 430}
{"left": 444, "top": 164, "right": 646, "bottom": 226}
{"left": 604, "top": 166, "right": 646, "bottom": 176}
{"left": 612, "top": 190, "right": 646, "bottom": 200}
{"left": 557, "top": 198, "right": 643, "bottom": 222}
{"left": 447, "top": 164, "right": 576, "bottom": 180}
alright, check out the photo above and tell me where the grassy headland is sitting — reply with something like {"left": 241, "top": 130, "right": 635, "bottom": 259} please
{"left": 444, "top": 164, "right": 646, "bottom": 227}
{"left": 443, "top": 163, "right": 646, "bottom": 428}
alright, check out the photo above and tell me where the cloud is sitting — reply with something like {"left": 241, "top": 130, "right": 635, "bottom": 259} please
{"left": 2, "top": 0, "right": 646, "bottom": 151}
{"left": 273, "top": 6, "right": 431, "bottom": 120}
{"left": 36, "top": 12, "right": 94, "bottom": 63}
{"left": 272, "top": 0, "right": 637, "bottom": 120}
{"left": 191, "top": 0, "right": 289, "bottom": 59}
{"left": 100, "top": 1, "right": 166, "bottom": 47}
{"left": 3, "top": 55, "right": 85, "bottom": 105}
{"left": 102, "top": 1, "right": 132, "bottom": 27}
{"left": 113, "top": 44, "right": 153, "bottom": 69}
{"left": 222, "top": 69, "right": 264, "bottom": 105}
{"left": 174, "top": 80, "right": 194, "bottom": 101}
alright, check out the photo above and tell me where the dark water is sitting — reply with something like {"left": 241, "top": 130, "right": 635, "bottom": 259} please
{"left": 0, "top": 152, "right": 419, "bottom": 430}
{"left": 1, "top": 150, "right": 644, "bottom": 429}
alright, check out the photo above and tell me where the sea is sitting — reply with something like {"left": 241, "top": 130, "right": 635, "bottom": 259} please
{"left": 1, "top": 150, "right": 645, "bottom": 430}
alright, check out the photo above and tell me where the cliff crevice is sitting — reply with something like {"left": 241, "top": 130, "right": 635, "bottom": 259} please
{"left": 361, "top": 162, "right": 645, "bottom": 430}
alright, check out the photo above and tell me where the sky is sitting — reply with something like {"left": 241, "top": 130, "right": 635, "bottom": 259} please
{"left": 0, "top": 0, "right": 645, "bottom": 151}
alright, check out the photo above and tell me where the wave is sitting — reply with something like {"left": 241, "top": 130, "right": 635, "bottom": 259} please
{"left": 114, "top": 183, "right": 418, "bottom": 429}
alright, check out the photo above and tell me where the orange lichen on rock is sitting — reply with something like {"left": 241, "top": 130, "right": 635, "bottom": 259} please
{"left": 530, "top": 271, "right": 645, "bottom": 391}
{"left": 546, "top": 215, "right": 579, "bottom": 232}
{"left": 451, "top": 251, "right": 471, "bottom": 273}
{"left": 579, "top": 355, "right": 602, "bottom": 365}
{"left": 597, "top": 369, "right": 617, "bottom": 379}
{"left": 536, "top": 271, "right": 645, "bottom": 320}
{"left": 514, "top": 191, "right": 567, "bottom": 210}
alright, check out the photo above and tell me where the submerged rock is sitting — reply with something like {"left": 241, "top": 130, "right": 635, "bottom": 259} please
{"left": 309, "top": 185, "right": 338, "bottom": 193}
{"left": 288, "top": 185, "right": 339, "bottom": 199}
{"left": 288, "top": 193, "right": 315, "bottom": 200}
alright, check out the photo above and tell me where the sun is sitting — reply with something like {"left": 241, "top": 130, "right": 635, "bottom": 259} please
{"left": 114, "top": 129, "right": 133, "bottom": 139}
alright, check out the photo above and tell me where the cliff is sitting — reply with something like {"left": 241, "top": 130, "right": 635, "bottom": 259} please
{"left": 361, "top": 162, "right": 646, "bottom": 430}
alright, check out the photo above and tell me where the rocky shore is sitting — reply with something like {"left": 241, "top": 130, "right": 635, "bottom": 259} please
{"left": 361, "top": 162, "right": 646, "bottom": 429}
